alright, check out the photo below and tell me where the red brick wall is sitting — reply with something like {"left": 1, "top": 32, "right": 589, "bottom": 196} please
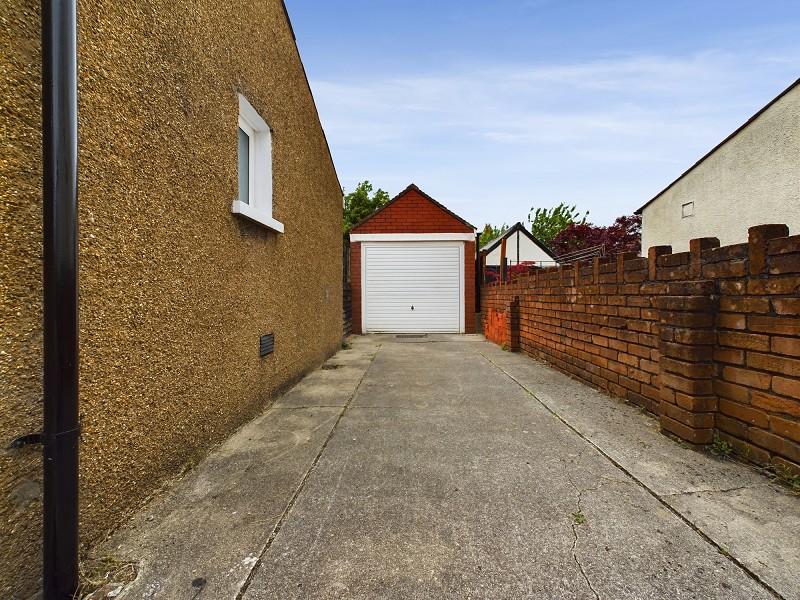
{"left": 464, "top": 241, "right": 476, "bottom": 333}
{"left": 351, "top": 189, "right": 474, "bottom": 234}
{"left": 351, "top": 242, "right": 363, "bottom": 334}
{"left": 350, "top": 188, "right": 476, "bottom": 334}
{"left": 481, "top": 225, "right": 800, "bottom": 473}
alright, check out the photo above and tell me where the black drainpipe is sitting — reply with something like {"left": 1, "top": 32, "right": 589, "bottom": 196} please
{"left": 42, "top": 0, "right": 80, "bottom": 597}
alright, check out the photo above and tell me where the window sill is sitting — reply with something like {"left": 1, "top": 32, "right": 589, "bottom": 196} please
{"left": 231, "top": 201, "right": 284, "bottom": 233}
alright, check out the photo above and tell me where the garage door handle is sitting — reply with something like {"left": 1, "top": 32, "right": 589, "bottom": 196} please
{"left": 411, "top": 305, "right": 414, "bottom": 310}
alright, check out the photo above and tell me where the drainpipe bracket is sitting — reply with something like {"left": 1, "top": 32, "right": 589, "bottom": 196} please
{"left": 8, "top": 433, "right": 44, "bottom": 450}
{"left": 8, "top": 424, "right": 82, "bottom": 451}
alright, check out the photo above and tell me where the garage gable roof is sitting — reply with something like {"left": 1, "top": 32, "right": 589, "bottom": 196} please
{"left": 480, "top": 222, "right": 556, "bottom": 259}
{"left": 350, "top": 184, "right": 476, "bottom": 234}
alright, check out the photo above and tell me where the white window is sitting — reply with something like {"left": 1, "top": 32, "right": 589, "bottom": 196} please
{"left": 681, "top": 201, "right": 694, "bottom": 218}
{"left": 232, "top": 94, "right": 284, "bottom": 233}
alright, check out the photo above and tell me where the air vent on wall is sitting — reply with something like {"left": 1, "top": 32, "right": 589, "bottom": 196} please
{"left": 260, "top": 333, "right": 275, "bottom": 357}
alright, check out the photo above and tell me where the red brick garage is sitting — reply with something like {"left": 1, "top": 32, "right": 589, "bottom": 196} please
{"left": 350, "top": 184, "right": 477, "bottom": 334}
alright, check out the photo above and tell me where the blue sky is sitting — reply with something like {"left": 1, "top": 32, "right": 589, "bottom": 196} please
{"left": 284, "top": 1, "right": 800, "bottom": 228}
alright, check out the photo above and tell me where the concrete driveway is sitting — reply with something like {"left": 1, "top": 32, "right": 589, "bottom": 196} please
{"left": 105, "top": 335, "right": 798, "bottom": 600}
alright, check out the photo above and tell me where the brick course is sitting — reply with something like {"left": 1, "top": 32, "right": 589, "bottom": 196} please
{"left": 482, "top": 224, "right": 800, "bottom": 470}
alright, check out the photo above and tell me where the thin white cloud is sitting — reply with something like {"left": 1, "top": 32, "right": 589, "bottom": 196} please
{"left": 310, "top": 50, "right": 799, "bottom": 225}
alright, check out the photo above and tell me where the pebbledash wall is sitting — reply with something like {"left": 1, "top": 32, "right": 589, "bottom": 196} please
{"left": 2, "top": 0, "right": 341, "bottom": 596}
{"left": 482, "top": 225, "right": 800, "bottom": 472}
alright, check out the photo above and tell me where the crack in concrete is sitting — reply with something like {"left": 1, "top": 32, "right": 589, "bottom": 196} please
{"left": 234, "top": 343, "right": 382, "bottom": 599}
{"left": 661, "top": 484, "right": 762, "bottom": 497}
{"left": 477, "top": 345, "right": 785, "bottom": 600}
{"left": 564, "top": 467, "right": 601, "bottom": 600}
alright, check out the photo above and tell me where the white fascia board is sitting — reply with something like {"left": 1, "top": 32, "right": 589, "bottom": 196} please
{"left": 350, "top": 233, "right": 475, "bottom": 242}
{"left": 231, "top": 201, "right": 285, "bottom": 233}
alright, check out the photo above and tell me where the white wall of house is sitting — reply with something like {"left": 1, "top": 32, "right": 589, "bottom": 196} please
{"left": 641, "top": 82, "right": 799, "bottom": 253}
{"left": 484, "top": 229, "right": 555, "bottom": 266}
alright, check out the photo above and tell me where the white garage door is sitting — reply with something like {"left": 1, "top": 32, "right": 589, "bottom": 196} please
{"left": 362, "top": 242, "right": 463, "bottom": 333}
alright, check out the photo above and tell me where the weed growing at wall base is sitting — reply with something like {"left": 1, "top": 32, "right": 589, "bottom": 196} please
{"left": 770, "top": 464, "right": 800, "bottom": 496}
{"left": 77, "top": 555, "right": 138, "bottom": 599}
{"left": 707, "top": 435, "right": 733, "bottom": 459}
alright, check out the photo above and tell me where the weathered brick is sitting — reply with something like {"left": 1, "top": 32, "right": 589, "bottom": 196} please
{"left": 752, "top": 390, "right": 800, "bottom": 418}
{"left": 661, "top": 372, "right": 713, "bottom": 395}
{"left": 703, "top": 243, "right": 748, "bottom": 263}
{"left": 703, "top": 261, "right": 746, "bottom": 279}
{"left": 662, "top": 402, "right": 715, "bottom": 428}
{"left": 690, "top": 237, "right": 720, "bottom": 277}
{"left": 722, "top": 366, "right": 771, "bottom": 390}
{"left": 660, "top": 356, "right": 714, "bottom": 379}
{"left": 772, "top": 297, "right": 800, "bottom": 315}
{"left": 714, "top": 379, "right": 750, "bottom": 403}
{"left": 749, "top": 428, "right": 800, "bottom": 463}
{"left": 771, "top": 456, "right": 800, "bottom": 477}
{"left": 748, "top": 315, "right": 800, "bottom": 336}
{"left": 719, "top": 280, "right": 746, "bottom": 295}
{"left": 608, "top": 338, "right": 627, "bottom": 352}
{"left": 769, "top": 415, "right": 800, "bottom": 442}
{"left": 618, "top": 306, "right": 641, "bottom": 319}
{"left": 659, "top": 311, "right": 714, "bottom": 328}
{"left": 656, "top": 296, "right": 714, "bottom": 311}
{"left": 660, "top": 414, "right": 713, "bottom": 445}
{"left": 627, "top": 391, "right": 658, "bottom": 413}
{"left": 717, "top": 331, "right": 770, "bottom": 352}
{"left": 647, "top": 246, "right": 672, "bottom": 280}
{"left": 641, "top": 383, "right": 660, "bottom": 401}
{"left": 718, "top": 297, "right": 769, "bottom": 314}
{"left": 660, "top": 341, "right": 713, "bottom": 362}
{"left": 773, "top": 376, "right": 800, "bottom": 398}
{"left": 747, "top": 352, "right": 800, "bottom": 377}
{"left": 767, "top": 234, "right": 800, "bottom": 256}
{"left": 719, "top": 399, "right": 769, "bottom": 428}
{"left": 716, "top": 413, "right": 751, "bottom": 439}
{"left": 674, "top": 329, "right": 716, "bottom": 345}
{"left": 747, "top": 277, "right": 800, "bottom": 295}
{"left": 658, "top": 252, "right": 689, "bottom": 267}
{"left": 769, "top": 253, "right": 800, "bottom": 275}
{"left": 770, "top": 337, "right": 800, "bottom": 358}
{"left": 628, "top": 344, "right": 650, "bottom": 359}
{"left": 717, "top": 313, "right": 747, "bottom": 330}
{"left": 666, "top": 281, "right": 716, "bottom": 296}
{"left": 749, "top": 224, "right": 790, "bottom": 275}
{"left": 717, "top": 433, "right": 771, "bottom": 465}
{"left": 674, "top": 393, "right": 717, "bottom": 412}
{"left": 713, "top": 347, "right": 746, "bottom": 365}
{"left": 640, "top": 359, "right": 660, "bottom": 375}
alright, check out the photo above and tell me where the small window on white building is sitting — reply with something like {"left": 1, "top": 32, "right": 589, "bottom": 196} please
{"left": 681, "top": 202, "right": 694, "bottom": 218}
{"left": 232, "top": 94, "right": 284, "bottom": 233}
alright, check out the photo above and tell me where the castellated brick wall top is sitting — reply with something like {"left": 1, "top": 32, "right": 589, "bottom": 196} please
{"left": 481, "top": 224, "right": 800, "bottom": 474}
{"left": 351, "top": 185, "right": 475, "bottom": 234}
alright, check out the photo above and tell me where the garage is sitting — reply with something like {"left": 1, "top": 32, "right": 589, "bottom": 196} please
{"left": 362, "top": 242, "right": 463, "bottom": 333}
{"left": 349, "top": 184, "right": 477, "bottom": 334}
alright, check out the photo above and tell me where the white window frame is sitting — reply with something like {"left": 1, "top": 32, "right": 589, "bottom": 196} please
{"left": 232, "top": 94, "right": 284, "bottom": 233}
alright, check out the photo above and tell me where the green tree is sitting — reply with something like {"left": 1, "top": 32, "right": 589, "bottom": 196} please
{"left": 343, "top": 181, "right": 390, "bottom": 234}
{"left": 527, "top": 203, "right": 589, "bottom": 250}
{"left": 479, "top": 223, "right": 509, "bottom": 247}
